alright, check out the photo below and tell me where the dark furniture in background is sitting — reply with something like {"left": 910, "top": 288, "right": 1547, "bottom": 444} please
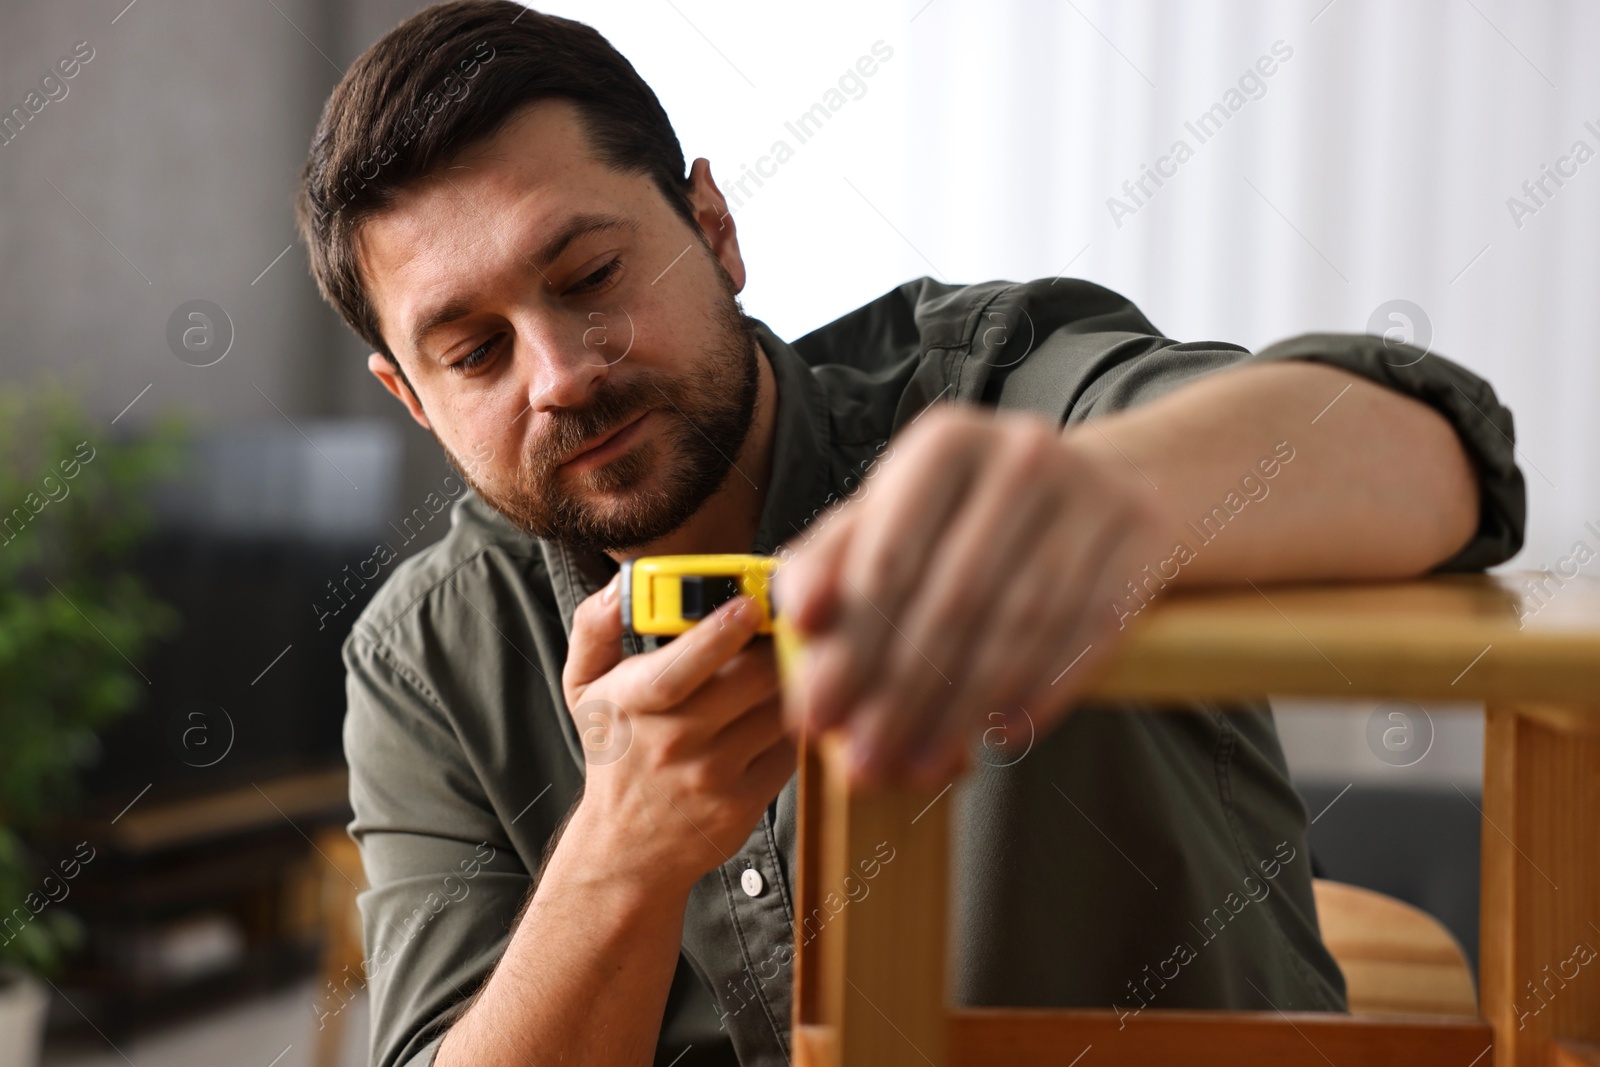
{"left": 51, "top": 529, "right": 383, "bottom": 1039}
{"left": 1301, "top": 782, "right": 1482, "bottom": 972}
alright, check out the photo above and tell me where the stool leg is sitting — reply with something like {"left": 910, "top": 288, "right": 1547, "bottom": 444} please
{"left": 1480, "top": 704, "right": 1600, "bottom": 1067}
{"left": 810, "top": 731, "right": 950, "bottom": 1067}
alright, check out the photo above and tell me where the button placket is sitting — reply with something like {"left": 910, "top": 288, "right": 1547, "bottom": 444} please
{"left": 717, "top": 809, "right": 798, "bottom": 1064}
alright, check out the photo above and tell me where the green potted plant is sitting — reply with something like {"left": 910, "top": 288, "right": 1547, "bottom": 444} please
{"left": 0, "top": 383, "right": 181, "bottom": 1067}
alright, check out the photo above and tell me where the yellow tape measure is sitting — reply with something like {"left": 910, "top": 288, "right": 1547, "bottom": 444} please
{"left": 620, "top": 554, "right": 804, "bottom": 675}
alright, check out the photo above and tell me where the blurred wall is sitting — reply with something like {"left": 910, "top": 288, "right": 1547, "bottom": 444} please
{"left": 0, "top": 0, "right": 448, "bottom": 512}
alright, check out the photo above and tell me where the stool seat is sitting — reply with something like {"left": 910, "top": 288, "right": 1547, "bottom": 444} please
{"left": 1312, "top": 879, "right": 1477, "bottom": 1017}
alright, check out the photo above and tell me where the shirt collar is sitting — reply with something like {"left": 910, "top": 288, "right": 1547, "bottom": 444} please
{"left": 538, "top": 318, "right": 838, "bottom": 637}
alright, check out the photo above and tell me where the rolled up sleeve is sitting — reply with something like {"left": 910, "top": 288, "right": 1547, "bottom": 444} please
{"left": 1238, "top": 333, "right": 1526, "bottom": 573}
{"left": 985, "top": 289, "right": 1526, "bottom": 575}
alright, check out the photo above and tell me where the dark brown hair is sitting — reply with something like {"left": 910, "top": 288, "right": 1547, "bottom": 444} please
{"left": 296, "top": 0, "right": 698, "bottom": 360}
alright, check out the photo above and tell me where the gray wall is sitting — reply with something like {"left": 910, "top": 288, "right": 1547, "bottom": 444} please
{"left": 0, "top": 0, "right": 451, "bottom": 519}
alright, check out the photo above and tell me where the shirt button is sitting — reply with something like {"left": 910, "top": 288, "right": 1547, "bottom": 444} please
{"left": 740, "top": 868, "right": 765, "bottom": 897}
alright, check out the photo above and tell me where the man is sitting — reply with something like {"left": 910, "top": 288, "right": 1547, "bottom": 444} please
{"left": 295, "top": 4, "right": 1524, "bottom": 1066}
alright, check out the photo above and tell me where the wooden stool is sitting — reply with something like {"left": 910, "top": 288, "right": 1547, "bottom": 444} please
{"left": 792, "top": 573, "right": 1600, "bottom": 1067}
{"left": 1313, "top": 879, "right": 1476, "bottom": 1016}
{"left": 312, "top": 827, "right": 368, "bottom": 1067}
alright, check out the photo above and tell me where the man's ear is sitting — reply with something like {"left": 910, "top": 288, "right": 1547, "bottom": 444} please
{"left": 686, "top": 158, "right": 746, "bottom": 293}
{"left": 368, "top": 352, "right": 432, "bottom": 430}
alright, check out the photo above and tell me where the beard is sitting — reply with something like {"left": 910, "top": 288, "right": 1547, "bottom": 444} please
{"left": 441, "top": 270, "right": 760, "bottom": 554}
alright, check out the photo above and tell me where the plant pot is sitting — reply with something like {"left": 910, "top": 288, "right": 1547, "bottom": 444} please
{"left": 0, "top": 969, "right": 49, "bottom": 1067}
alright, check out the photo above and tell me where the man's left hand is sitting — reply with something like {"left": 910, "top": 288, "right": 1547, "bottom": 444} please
{"left": 774, "top": 405, "right": 1173, "bottom": 789}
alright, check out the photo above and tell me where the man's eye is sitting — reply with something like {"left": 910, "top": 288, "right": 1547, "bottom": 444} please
{"left": 570, "top": 258, "right": 621, "bottom": 294}
{"left": 451, "top": 334, "right": 503, "bottom": 375}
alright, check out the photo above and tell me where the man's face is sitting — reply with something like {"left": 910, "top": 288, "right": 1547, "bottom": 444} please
{"left": 358, "top": 99, "right": 759, "bottom": 552}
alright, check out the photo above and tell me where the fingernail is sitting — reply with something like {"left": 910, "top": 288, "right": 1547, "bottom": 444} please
{"left": 602, "top": 574, "right": 619, "bottom": 605}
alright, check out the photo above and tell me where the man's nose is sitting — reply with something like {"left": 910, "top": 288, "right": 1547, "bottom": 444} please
{"left": 522, "top": 317, "right": 611, "bottom": 412}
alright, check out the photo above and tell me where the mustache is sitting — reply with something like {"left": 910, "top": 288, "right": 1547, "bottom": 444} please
{"left": 526, "top": 373, "right": 668, "bottom": 474}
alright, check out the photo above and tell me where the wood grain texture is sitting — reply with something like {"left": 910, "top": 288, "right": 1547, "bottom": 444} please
{"left": 1313, "top": 879, "right": 1478, "bottom": 1017}
{"left": 1550, "top": 1040, "right": 1600, "bottom": 1067}
{"left": 793, "top": 734, "right": 824, "bottom": 1028}
{"left": 1480, "top": 706, "right": 1600, "bottom": 1067}
{"left": 814, "top": 731, "right": 949, "bottom": 1067}
{"left": 792, "top": 1024, "right": 836, "bottom": 1067}
{"left": 947, "top": 1008, "right": 1493, "bottom": 1066}
{"left": 791, "top": 574, "right": 1600, "bottom": 1066}
{"left": 1084, "top": 573, "right": 1600, "bottom": 705}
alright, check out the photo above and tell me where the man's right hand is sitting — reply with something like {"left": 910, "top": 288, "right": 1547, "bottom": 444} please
{"left": 560, "top": 574, "right": 795, "bottom": 891}
{"left": 436, "top": 576, "right": 792, "bottom": 1067}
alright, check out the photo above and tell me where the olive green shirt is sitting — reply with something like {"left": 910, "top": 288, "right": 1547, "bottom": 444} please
{"left": 342, "top": 276, "right": 1525, "bottom": 1067}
